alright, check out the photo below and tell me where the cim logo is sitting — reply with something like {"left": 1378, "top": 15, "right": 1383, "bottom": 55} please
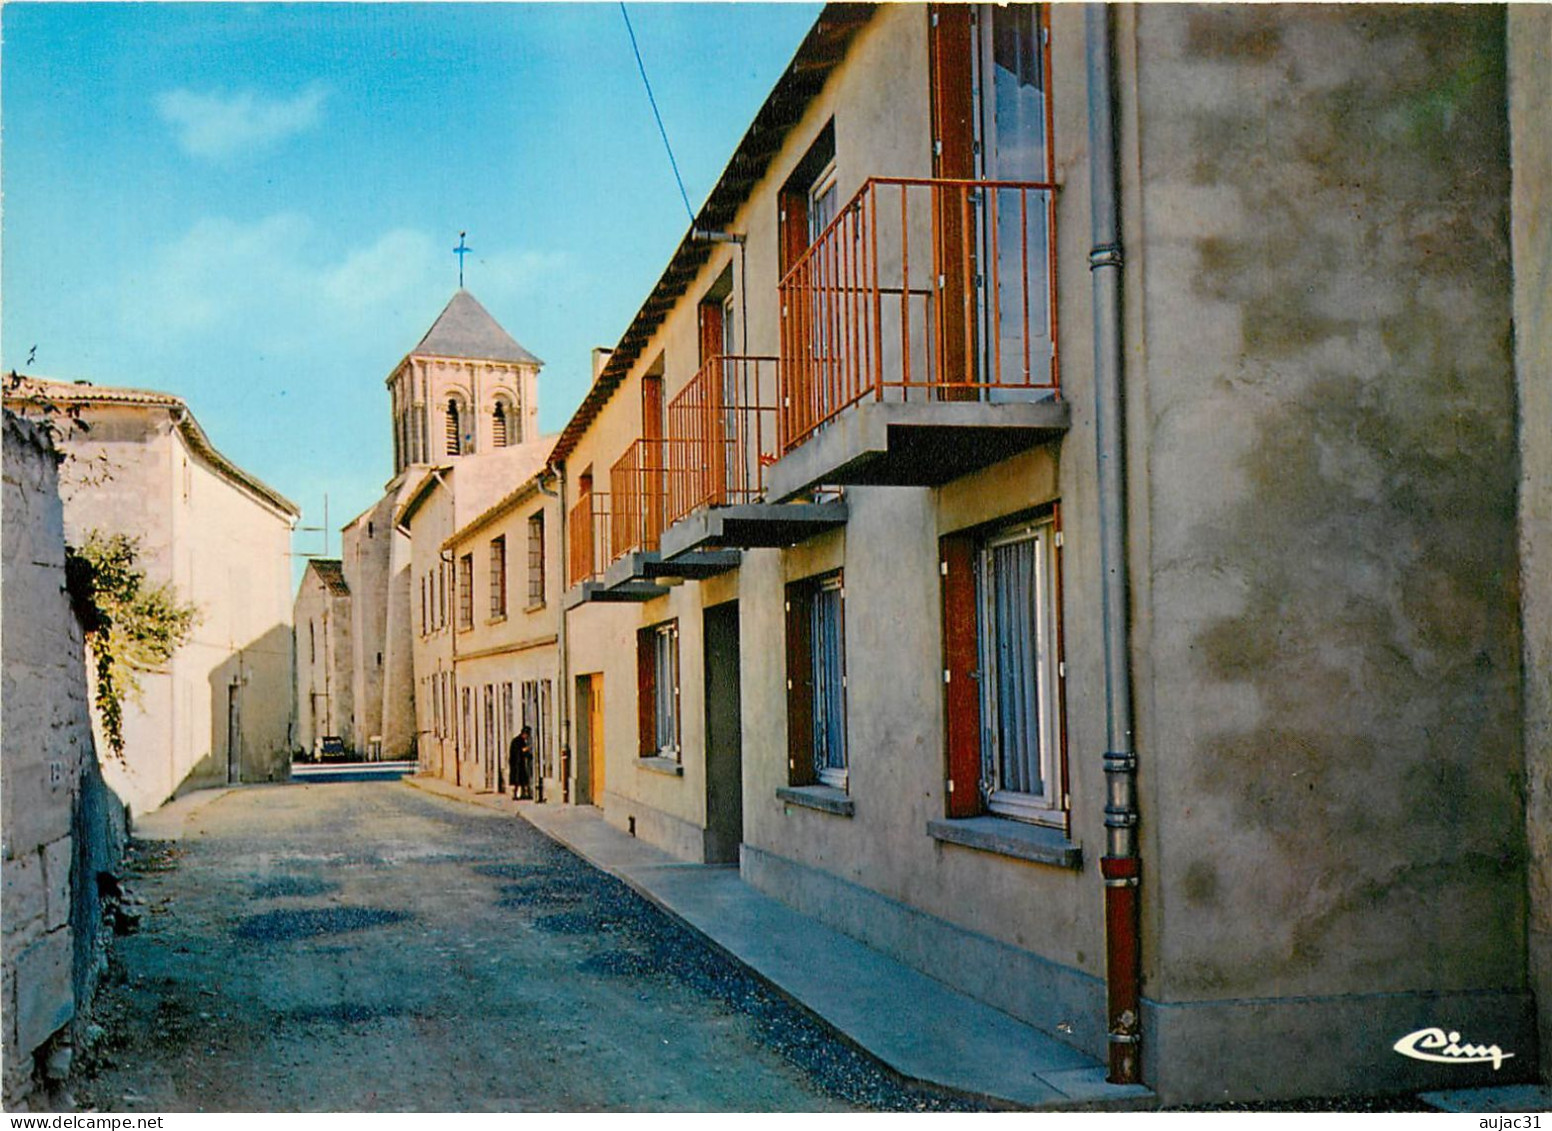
{"left": 1393, "top": 1027, "right": 1515, "bottom": 1071}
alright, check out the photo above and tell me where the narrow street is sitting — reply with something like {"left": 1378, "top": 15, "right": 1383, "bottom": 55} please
{"left": 73, "top": 778, "right": 980, "bottom": 1113}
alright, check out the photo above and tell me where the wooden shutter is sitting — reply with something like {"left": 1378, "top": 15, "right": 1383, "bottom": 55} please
{"left": 941, "top": 532, "right": 981, "bottom": 816}
{"left": 778, "top": 187, "right": 810, "bottom": 280}
{"left": 637, "top": 625, "right": 656, "bottom": 757}
{"left": 785, "top": 581, "right": 817, "bottom": 786}
{"left": 641, "top": 373, "right": 663, "bottom": 443}
{"left": 929, "top": 4, "right": 977, "bottom": 398}
{"left": 698, "top": 301, "right": 725, "bottom": 367}
{"left": 1051, "top": 502, "right": 1071, "bottom": 824}
{"left": 929, "top": 4, "right": 976, "bottom": 180}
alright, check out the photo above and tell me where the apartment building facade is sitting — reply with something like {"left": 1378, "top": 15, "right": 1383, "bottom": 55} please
{"left": 439, "top": 475, "right": 563, "bottom": 798}
{"left": 546, "top": 2, "right": 1544, "bottom": 1103}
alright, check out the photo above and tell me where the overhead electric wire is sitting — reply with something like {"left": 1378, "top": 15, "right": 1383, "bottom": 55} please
{"left": 620, "top": 2, "right": 695, "bottom": 224}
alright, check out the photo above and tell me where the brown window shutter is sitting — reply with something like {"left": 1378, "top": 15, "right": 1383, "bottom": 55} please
{"left": 637, "top": 625, "right": 656, "bottom": 757}
{"left": 641, "top": 373, "right": 664, "bottom": 443}
{"left": 698, "top": 300, "right": 725, "bottom": 367}
{"left": 929, "top": 4, "right": 977, "bottom": 397}
{"left": 928, "top": 4, "right": 976, "bottom": 180}
{"left": 1051, "top": 502, "right": 1072, "bottom": 821}
{"left": 941, "top": 532, "right": 981, "bottom": 817}
{"left": 778, "top": 186, "right": 810, "bottom": 279}
{"left": 785, "top": 580, "right": 817, "bottom": 786}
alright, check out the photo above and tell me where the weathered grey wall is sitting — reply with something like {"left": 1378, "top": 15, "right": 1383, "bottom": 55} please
{"left": 343, "top": 495, "right": 395, "bottom": 753}
{"left": 1, "top": 413, "right": 120, "bottom": 1108}
{"left": 293, "top": 570, "right": 354, "bottom": 754}
{"left": 380, "top": 528, "right": 416, "bottom": 760}
{"left": 1509, "top": 3, "right": 1552, "bottom": 1085}
{"left": 1132, "top": 4, "right": 1526, "bottom": 1099}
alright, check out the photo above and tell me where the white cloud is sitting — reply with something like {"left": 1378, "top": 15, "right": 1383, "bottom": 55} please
{"left": 156, "top": 85, "right": 328, "bottom": 160}
{"left": 119, "top": 215, "right": 569, "bottom": 358}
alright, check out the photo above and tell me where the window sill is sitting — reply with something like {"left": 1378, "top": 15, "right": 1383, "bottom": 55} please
{"left": 926, "top": 816, "right": 1080, "bottom": 870}
{"left": 637, "top": 755, "right": 684, "bottom": 778}
{"left": 487, "top": 614, "right": 507, "bottom": 625}
{"left": 777, "top": 784, "right": 854, "bottom": 817}
{"left": 525, "top": 602, "right": 547, "bottom": 614}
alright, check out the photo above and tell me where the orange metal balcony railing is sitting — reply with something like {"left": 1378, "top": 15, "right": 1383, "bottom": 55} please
{"left": 664, "top": 355, "right": 779, "bottom": 524}
{"left": 604, "top": 355, "right": 781, "bottom": 567}
{"left": 778, "top": 176, "right": 1060, "bottom": 453}
{"left": 610, "top": 440, "right": 670, "bottom": 560}
{"left": 567, "top": 491, "right": 612, "bottom": 588}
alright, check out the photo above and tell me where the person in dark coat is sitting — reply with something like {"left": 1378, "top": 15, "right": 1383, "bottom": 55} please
{"left": 510, "top": 726, "right": 533, "bottom": 800}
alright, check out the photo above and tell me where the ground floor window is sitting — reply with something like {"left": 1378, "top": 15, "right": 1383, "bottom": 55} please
{"left": 785, "top": 571, "right": 847, "bottom": 789}
{"left": 637, "top": 621, "right": 680, "bottom": 759}
{"left": 941, "top": 508, "right": 1063, "bottom": 824}
{"left": 521, "top": 678, "right": 553, "bottom": 779}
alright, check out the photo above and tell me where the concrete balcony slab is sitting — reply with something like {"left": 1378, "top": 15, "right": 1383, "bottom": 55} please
{"left": 660, "top": 501, "right": 849, "bottom": 557}
{"left": 562, "top": 578, "right": 668, "bottom": 610}
{"left": 766, "top": 397, "right": 1070, "bottom": 501}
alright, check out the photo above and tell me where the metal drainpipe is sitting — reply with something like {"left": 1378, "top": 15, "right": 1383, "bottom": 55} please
{"left": 441, "top": 545, "right": 460, "bottom": 789}
{"left": 1087, "top": 2, "right": 1141, "bottom": 1086}
{"left": 546, "top": 461, "right": 572, "bottom": 804}
{"left": 536, "top": 465, "right": 564, "bottom": 804}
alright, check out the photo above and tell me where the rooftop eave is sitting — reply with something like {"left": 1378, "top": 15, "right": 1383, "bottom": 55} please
{"left": 549, "top": 2, "right": 874, "bottom": 466}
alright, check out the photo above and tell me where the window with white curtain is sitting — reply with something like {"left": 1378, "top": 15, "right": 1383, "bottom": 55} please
{"left": 811, "top": 576, "right": 847, "bottom": 788}
{"left": 976, "top": 515, "right": 1059, "bottom": 819}
{"left": 654, "top": 622, "right": 680, "bottom": 758}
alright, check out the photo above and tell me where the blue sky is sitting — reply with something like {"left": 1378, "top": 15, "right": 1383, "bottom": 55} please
{"left": 2, "top": 1, "right": 819, "bottom": 562}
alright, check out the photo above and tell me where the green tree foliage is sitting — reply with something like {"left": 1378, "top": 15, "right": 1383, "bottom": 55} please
{"left": 68, "top": 532, "right": 200, "bottom": 758}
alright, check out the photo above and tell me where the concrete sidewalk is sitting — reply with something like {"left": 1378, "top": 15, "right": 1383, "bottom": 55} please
{"left": 402, "top": 773, "right": 1156, "bottom": 1111}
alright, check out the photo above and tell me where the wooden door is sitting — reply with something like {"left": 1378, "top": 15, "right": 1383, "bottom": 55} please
{"left": 588, "top": 674, "right": 605, "bottom": 804}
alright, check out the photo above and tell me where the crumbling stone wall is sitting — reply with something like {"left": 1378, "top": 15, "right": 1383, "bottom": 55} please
{"left": 2, "top": 412, "right": 122, "bottom": 1107}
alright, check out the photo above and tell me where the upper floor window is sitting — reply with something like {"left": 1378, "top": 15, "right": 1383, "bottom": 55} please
{"left": 489, "top": 536, "right": 507, "bottom": 619}
{"left": 808, "top": 157, "right": 839, "bottom": 243}
{"left": 493, "top": 398, "right": 513, "bottom": 448}
{"left": 458, "top": 553, "right": 474, "bottom": 631}
{"left": 527, "top": 512, "right": 545, "bottom": 608}
{"left": 931, "top": 3, "right": 1055, "bottom": 391}
{"left": 778, "top": 120, "right": 837, "bottom": 277}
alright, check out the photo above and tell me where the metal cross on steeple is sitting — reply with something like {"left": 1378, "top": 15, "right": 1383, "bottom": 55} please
{"left": 453, "top": 231, "right": 472, "bottom": 288}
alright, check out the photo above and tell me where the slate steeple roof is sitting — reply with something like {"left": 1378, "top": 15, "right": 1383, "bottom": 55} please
{"left": 411, "top": 290, "right": 543, "bottom": 366}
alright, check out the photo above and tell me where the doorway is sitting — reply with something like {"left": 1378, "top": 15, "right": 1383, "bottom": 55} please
{"left": 702, "top": 602, "right": 743, "bottom": 863}
{"left": 226, "top": 683, "right": 242, "bottom": 784}
{"left": 576, "top": 673, "right": 605, "bottom": 806}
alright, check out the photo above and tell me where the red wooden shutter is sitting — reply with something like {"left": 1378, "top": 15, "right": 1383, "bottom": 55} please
{"left": 929, "top": 4, "right": 978, "bottom": 398}
{"left": 1051, "top": 502, "right": 1071, "bottom": 823}
{"left": 941, "top": 532, "right": 981, "bottom": 817}
{"left": 698, "top": 301, "right": 725, "bottom": 367}
{"left": 785, "top": 580, "right": 817, "bottom": 786}
{"left": 637, "top": 626, "right": 656, "bottom": 756}
{"left": 929, "top": 4, "right": 976, "bottom": 180}
{"left": 641, "top": 373, "right": 663, "bottom": 443}
{"left": 778, "top": 187, "right": 810, "bottom": 279}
